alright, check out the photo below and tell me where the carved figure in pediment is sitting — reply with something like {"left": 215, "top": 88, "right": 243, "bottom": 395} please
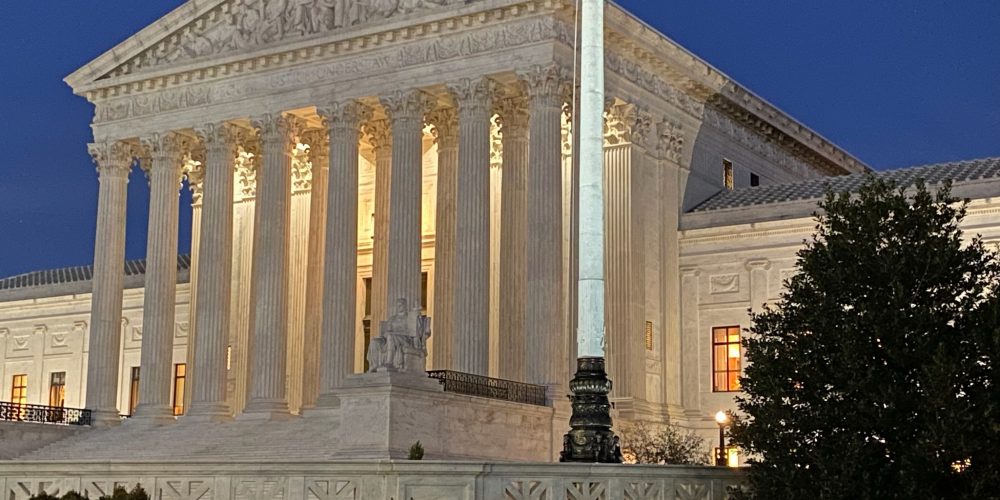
{"left": 333, "top": 0, "right": 365, "bottom": 27}
{"left": 369, "top": 0, "right": 400, "bottom": 18}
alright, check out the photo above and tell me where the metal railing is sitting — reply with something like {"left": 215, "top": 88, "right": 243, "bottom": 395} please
{"left": 0, "top": 402, "right": 92, "bottom": 426}
{"left": 427, "top": 370, "right": 548, "bottom": 406}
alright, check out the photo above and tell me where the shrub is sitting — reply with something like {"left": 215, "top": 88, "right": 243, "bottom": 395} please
{"left": 408, "top": 441, "right": 425, "bottom": 460}
{"left": 618, "top": 421, "right": 709, "bottom": 465}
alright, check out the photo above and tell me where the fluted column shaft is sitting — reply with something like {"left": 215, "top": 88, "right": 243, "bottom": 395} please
{"left": 85, "top": 142, "right": 132, "bottom": 425}
{"left": 497, "top": 95, "right": 530, "bottom": 381}
{"left": 301, "top": 129, "right": 330, "bottom": 410}
{"left": 427, "top": 108, "right": 458, "bottom": 370}
{"left": 450, "top": 79, "right": 494, "bottom": 375}
{"left": 524, "top": 66, "right": 567, "bottom": 395}
{"left": 245, "top": 113, "right": 298, "bottom": 416}
{"left": 318, "top": 102, "right": 368, "bottom": 406}
{"left": 188, "top": 124, "right": 241, "bottom": 419}
{"left": 134, "top": 133, "right": 186, "bottom": 422}
{"left": 366, "top": 120, "right": 392, "bottom": 329}
{"left": 382, "top": 90, "right": 429, "bottom": 311}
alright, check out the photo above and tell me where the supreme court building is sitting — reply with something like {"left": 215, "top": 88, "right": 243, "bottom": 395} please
{"left": 2, "top": 0, "right": 999, "bottom": 483}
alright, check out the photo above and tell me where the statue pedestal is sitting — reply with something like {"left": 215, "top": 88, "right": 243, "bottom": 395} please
{"left": 333, "top": 371, "right": 556, "bottom": 461}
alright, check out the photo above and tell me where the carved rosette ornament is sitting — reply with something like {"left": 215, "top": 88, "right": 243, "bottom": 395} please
{"left": 425, "top": 107, "right": 458, "bottom": 151}
{"left": 88, "top": 141, "right": 134, "bottom": 179}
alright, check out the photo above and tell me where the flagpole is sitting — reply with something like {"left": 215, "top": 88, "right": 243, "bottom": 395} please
{"left": 560, "top": 0, "right": 621, "bottom": 464}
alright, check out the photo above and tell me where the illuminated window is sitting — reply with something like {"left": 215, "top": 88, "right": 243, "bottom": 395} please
{"left": 714, "top": 446, "right": 740, "bottom": 467}
{"left": 723, "top": 159, "right": 734, "bottom": 190}
{"left": 128, "top": 367, "right": 140, "bottom": 416}
{"left": 750, "top": 172, "right": 760, "bottom": 187}
{"left": 48, "top": 372, "right": 66, "bottom": 408}
{"left": 226, "top": 345, "right": 232, "bottom": 371}
{"left": 11, "top": 374, "right": 27, "bottom": 405}
{"left": 172, "top": 364, "right": 186, "bottom": 416}
{"left": 645, "top": 321, "right": 654, "bottom": 351}
{"left": 712, "top": 326, "right": 742, "bottom": 392}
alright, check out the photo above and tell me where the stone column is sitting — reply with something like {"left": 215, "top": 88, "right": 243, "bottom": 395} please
{"left": 657, "top": 119, "right": 685, "bottom": 409}
{"left": 365, "top": 119, "right": 392, "bottom": 329}
{"left": 133, "top": 133, "right": 187, "bottom": 423}
{"left": 300, "top": 128, "right": 331, "bottom": 410}
{"left": 495, "top": 93, "right": 530, "bottom": 381}
{"left": 381, "top": 90, "right": 430, "bottom": 312}
{"left": 230, "top": 143, "right": 260, "bottom": 415}
{"left": 85, "top": 141, "right": 133, "bottom": 425}
{"left": 449, "top": 78, "right": 494, "bottom": 375}
{"left": 426, "top": 107, "right": 458, "bottom": 370}
{"left": 286, "top": 136, "right": 314, "bottom": 413}
{"left": 317, "top": 101, "right": 369, "bottom": 406}
{"left": 244, "top": 113, "right": 299, "bottom": 417}
{"left": 679, "top": 266, "right": 702, "bottom": 414}
{"left": 187, "top": 123, "right": 242, "bottom": 419}
{"left": 523, "top": 65, "right": 568, "bottom": 395}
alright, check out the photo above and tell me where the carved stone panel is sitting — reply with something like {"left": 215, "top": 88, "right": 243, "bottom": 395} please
{"left": 160, "top": 479, "right": 214, "bottom": 500}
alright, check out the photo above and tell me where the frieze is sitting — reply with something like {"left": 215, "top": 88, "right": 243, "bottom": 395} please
{"left": 108, "top": 0, "right": 486, "bottom": 79}
{"left": 604, "top": 50, "right": 703, "bottom": 119}
{"left": 94, "top": 15, "right": 564, "bottom": 125}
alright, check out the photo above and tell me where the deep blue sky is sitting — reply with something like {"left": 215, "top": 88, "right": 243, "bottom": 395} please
{"left": 0, "top": 1, "right": 997, "bottom": 277}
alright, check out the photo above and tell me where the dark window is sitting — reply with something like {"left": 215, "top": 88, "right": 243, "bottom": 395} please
{"left": 172, "top": 364, "right": 187, "bottom": 416}
{"left": 128, "top": 367, "right": 140, "bottom": 416}
{"left": 712, "top": 326, "right": 742, "bottom": 392}
{"left": 48, "top": 372, "right": 66, "bottom": 408}
{"left": 750, "top": 172, "right": 760, "bottom": 187}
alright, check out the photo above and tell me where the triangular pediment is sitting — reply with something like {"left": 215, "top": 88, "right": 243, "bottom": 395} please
{"left": 67, "top": 0, "right": 484, "bottom": 92}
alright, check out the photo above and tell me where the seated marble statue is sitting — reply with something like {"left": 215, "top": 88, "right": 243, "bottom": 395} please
{"left": 366, "top": 298, "right": 431, "bottom": 373}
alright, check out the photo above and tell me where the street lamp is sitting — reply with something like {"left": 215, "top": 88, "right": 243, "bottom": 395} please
{"left": 715, "top": 410, "right": 730, "bottom": 467}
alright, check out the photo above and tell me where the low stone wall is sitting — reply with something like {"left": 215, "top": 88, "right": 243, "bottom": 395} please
{"left": 0, "top": 461, "right": 743, "bottom": 500}
{"left": 0, "top": 421, "right": 83, "bottom": 460}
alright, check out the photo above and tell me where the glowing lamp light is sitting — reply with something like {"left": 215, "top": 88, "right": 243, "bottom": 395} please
{"left": 715, "top": 411, "right": 730, "bottom": 426}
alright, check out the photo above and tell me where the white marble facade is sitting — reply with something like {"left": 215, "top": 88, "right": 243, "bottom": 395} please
{"left": 0, "top": 0, "right": 884, "bottom": 447}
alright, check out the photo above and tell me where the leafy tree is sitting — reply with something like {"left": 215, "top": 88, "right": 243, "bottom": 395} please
{"left": 730, "top": 177, "right": 1000, "bottom": 499}
{"left": 618, "top": 421, "right": 709, "bottom": 465}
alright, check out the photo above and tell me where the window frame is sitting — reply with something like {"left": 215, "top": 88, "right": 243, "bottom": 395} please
{"left": 723, "top": 159, "right": 734, "bottom": 190}
{"left": 172, "top": 363, "right": 186, "bottom": 416}
{"left": 11, "top": 374, "right": 27, "bottom": 405}
{"left": 48, "top": 372, "right": 66, "bottom": 408}
{"left": 712, "top": 326, "right": 742, "bottom": 392}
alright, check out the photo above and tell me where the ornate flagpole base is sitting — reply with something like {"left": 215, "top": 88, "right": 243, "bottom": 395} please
{"left": 559, "top": 357, "right": 623, "bottom": 463}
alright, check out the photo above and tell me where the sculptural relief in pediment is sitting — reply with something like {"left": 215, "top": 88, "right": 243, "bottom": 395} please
{"left": 110, "top": 0, "right": 474, "bottom": 78}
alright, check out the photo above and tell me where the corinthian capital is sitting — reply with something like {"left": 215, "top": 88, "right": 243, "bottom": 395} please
{"left": 363, "top": 119, "right": 393, "bottom": 154}
{"left": 88, "top": 141, "right": 134, "bottom": 178}
{"left": 494, "top": 94, "right": 530, "bottom": 140}
{"left": 139, "top": 132, "right": 189, "bottom": 169}
{"left": 318, "top": 100, "right": 372, "bottom": 139}
{"left": 656, "top": 119, "right": 685, "bottom": 165}
{"left": 251, "top": 113, "right": 303, "bottom": 148}
{"left": 194, "top": 122, "right": 245, "bottom": 158}
{"left": 380, "top": 90, "right": 434, "bottom": 123}
{"left": 448, "top": 77, "right": 497, "bottom": 115}
{"left": 425, "top": 107, "right": 458, "bottom": 149}
{"left": 522, "top": 64, "right": 571, "bottom": 105}
{"left": 603, "top": 101, "right": 653, "bottom": 148}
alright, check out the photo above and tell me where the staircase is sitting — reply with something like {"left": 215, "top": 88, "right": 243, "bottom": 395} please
{"left": 15, "top": 411, "right": 342, "bottom": 462}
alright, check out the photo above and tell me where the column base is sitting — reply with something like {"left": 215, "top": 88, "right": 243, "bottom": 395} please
{"left": 312, "top": 392, "right": 343, "bottom": 409}
{"left": 559, "top": 357, "right": 624, "bottom": 464}
{"left": 129, "top": 405, "right": 176, "bottom": 426}
{"left": 185, "top": 402, "right": 233, "bottom": 422}
{"left": 239, "top": 399, "right": 293, "bottom": 421}
{"left": 88, "top": 408, "right": 123, "bottom": 427}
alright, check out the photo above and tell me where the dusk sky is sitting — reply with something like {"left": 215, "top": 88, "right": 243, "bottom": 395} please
{"left": 0, "top": 1, "right": 997, "bottom": 278}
